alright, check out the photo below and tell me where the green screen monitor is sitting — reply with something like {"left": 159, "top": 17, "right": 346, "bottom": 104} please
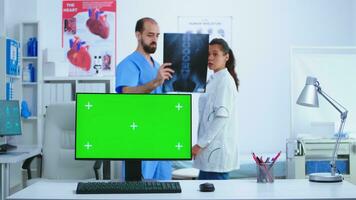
{"left": 75, "top": 93, "right": 192, "bottom": 180}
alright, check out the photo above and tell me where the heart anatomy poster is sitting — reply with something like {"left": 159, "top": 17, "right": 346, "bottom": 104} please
{"left": 62, "top": 0, "right": 116, "bottom": 76}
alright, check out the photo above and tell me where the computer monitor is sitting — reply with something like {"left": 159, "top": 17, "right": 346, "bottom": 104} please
{"left": 75, "top": 93, "right": 192, "bottom": 181}
{"left": 0, "top": 100, "right": 21, "bottom": 151}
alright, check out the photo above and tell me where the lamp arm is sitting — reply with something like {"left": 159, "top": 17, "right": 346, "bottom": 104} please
{"left": 316, "top": 87, "right": 348, "bottom": 119}
{"left": 316, "top": 85, "right": 348, "bottom": 176}
{"left": 330, "top": 118, "right": 347, "bottom": 176}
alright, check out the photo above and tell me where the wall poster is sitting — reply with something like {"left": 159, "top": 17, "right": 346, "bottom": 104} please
{"left": 178, "top": 16, "right": 232, "bottom": 78}
{"left": 62, "top": 0, "right": 116, "bottom": 76}
{"left": 178, "top": 16, "right": 232, "bottom": 44}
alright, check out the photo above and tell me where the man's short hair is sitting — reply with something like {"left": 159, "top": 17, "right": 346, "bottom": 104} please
{"left": 135, "top": 17, "right": 157, "bottom": 33}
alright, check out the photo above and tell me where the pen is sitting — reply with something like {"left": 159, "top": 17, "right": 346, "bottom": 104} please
{"left": 272, "top": 151, "right": 281, "bottom": 163}
{"left": 265, "top": 157, "right": 270, "bottom": 163}
{"left": 252, "top": 152, "right": 259, "bottom": 164}
{"left": 268, "top": 151, "right": 282, "bottom": 170}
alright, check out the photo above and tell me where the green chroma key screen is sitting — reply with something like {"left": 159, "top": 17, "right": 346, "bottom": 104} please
{"left": 75, "top": 93, "right": 192, "bottom": 160}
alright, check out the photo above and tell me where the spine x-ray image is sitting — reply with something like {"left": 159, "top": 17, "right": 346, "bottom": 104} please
{"left": 163, "top": 33, "right": 208, "bottom": 93}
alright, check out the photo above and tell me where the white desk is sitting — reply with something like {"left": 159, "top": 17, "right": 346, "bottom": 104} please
{"left": 172, "top": 168, "right": 198, "bottom": 179}
{"left": 7, "top": 179, "right": 356, "bottom": 200}
{"left": 0, "top": 145, "right": 41, "bottom": 200}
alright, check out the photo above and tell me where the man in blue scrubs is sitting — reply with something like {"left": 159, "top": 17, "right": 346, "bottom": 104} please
{"left": 116, "top": 17, "right": 174, "bottom": 180}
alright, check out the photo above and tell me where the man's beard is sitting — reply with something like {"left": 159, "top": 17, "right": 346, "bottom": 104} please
{"left": 142, "top": 41, "right": 157, "bottom": 54}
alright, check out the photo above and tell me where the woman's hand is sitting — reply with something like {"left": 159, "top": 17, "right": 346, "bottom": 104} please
{"left": 192, "top": 144, "right": 202, "bottom": 159}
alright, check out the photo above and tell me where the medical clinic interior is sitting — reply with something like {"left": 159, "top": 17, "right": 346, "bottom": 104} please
{"left": 1, "top": 0, "right": 356, "bottom": 200}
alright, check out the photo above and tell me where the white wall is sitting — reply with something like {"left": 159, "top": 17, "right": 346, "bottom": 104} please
{"left": 353, "top": 0, "right": 356, "bottom": 44}
{"left": 20, "top": 0, "right": 356, "bottom": 154}
{"left": 291, "top": 48, "right": 356, "bottom": 138}
{"left": 4, "top": 0, "right": 37, "bottom": 39}
{"left": 0, "top": 0, "right": 5, "bottom": 36}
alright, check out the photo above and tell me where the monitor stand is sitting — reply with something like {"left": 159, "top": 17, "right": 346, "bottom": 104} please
{"left": 0, "top": 143, "right": 17, "bottom": 152}
{"left": 125, "top": 160, "right": 142, "bottom": 181}
{"left": 103, "top": 160, "right": 111, "bottom": 180}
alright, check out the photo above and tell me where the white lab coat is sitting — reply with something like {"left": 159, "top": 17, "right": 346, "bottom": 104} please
{"left": 193, "top": 68, "right": 239, "bottom": 172}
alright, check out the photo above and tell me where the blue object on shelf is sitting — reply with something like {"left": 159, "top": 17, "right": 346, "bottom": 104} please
{"left": 33, "top": 37, "right": 38, "bottom": 56}
{"left": 6, "top": 38, "right": 20, "bottom": 76}
{"left": 334, "top": 132, "right": 349, "bottom": 139}
{"left": 29, "top": 63, "right": 35, "bottom": 82}
{"left": 27, "top": 38, "right": 32, "bottom": 56}
{"left": 22, "top": 63, "right": 36, "bottom": 82}
{"left": 27, "top": 37, "right": 38, "bottom": 57}
{"left": 306, "top": 159, "right": 348, "bottom": 174}
{"left": 21, "top": 101, "right": 32, "bottom": 118}
{"left": 6, "top": 82, "right": 12, "bottom": 100}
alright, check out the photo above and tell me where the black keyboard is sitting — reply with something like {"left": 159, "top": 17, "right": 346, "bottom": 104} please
{"left": 0, "top": 144, "right": 17, "bottom": 152}
{"left": 76, "top": 181, "right": 182, "bottom": 194}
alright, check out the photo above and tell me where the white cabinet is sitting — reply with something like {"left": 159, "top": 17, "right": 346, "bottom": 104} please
{"left": 287, "top": 138, "right": 356, "bottom": 184}
{"left": 42, "top": 76, "right": 114, "bottom": 114}
{"left": 42, "top": 48, "right": 115, "bottom": 109}
{"left": 19, "top": 22, "right": 42, "bottom": 147}
{"left": 1, "top": 22, "right": 42, "bottom": 147}
{"left": 0, "top": 37, "right": 31, "bottom": 192}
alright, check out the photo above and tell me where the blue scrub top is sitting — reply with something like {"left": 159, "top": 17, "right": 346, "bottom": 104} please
{"left": 115, "top": 51, "right": 171, "bottom": 180}
{"left": 116, "top": 51, "right": 162, "bottom": 94}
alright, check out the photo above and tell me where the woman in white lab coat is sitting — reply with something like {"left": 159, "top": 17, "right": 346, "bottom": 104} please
{"left": 192, "top": 38, "right": 239, "bottom": 180}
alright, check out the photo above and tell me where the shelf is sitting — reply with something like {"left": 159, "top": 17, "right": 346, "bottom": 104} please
{"left": 22, "top": 56, "right": 38, "bottom": 60}
{"left": 22, "top": 116, "right": 38, "bottom": 120}
{"left": 44, "top": 76, "right": 114, "bottom": 81}
{"left": 22, "top": 21, "right": 39, "bottom": 25}
{"left": 19, "top": 21, "right": 42, "bottom": 146}
{"left": 6, "top": 74, "right": 21, "bottom": 79}
{"left": 22, "top": 82, "right": 38, "bottom": 86}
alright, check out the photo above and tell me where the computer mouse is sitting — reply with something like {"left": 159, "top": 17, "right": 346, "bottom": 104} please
{"left": 199, "top": 182, "right": 215, "bottom": 192}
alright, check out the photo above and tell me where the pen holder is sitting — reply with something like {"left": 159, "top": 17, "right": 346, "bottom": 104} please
{"left": 256, "top": 162, "right": 274, "bottom": 183}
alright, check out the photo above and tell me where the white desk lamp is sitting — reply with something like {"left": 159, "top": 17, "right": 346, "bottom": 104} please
{"left": 296, "top": 76, "right": 348, "bottom": 182}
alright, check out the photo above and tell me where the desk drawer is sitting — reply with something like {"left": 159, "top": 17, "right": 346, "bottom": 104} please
{"left": 304, "top": 143, "right": 349, "bottom": 155}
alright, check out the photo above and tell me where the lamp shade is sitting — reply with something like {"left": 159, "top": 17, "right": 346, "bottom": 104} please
{"left": 296, "top": 76, "right": 319, "bottom": 107}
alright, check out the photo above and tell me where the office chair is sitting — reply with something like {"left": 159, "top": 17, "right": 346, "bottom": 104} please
{"left": 22, "top": 103, "right": 102, "bottom": 186}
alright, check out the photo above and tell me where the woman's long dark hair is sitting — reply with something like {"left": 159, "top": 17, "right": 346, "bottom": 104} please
{"left": 209, "top": 38, "right": 239, "bottom": 91}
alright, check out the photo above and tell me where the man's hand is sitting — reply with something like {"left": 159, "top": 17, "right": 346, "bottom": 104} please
{"left": 122, "top": 63, "right": 174, "bottom": 93}
{"left": 154, "top": 63, "right": 174, "bottom": 86}
{"left": 192, "top": 144, "right": 202, "bottom": 159}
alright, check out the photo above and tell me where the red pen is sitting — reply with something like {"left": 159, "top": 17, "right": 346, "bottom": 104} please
{"left": 268, "top": 151, "right": 281, "bottom": 170}
{"left": 272, "top": 151, "right": 281, "bottom": 163}
{"left": 252, "top": 152, "right": 259, "bottom": 164}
